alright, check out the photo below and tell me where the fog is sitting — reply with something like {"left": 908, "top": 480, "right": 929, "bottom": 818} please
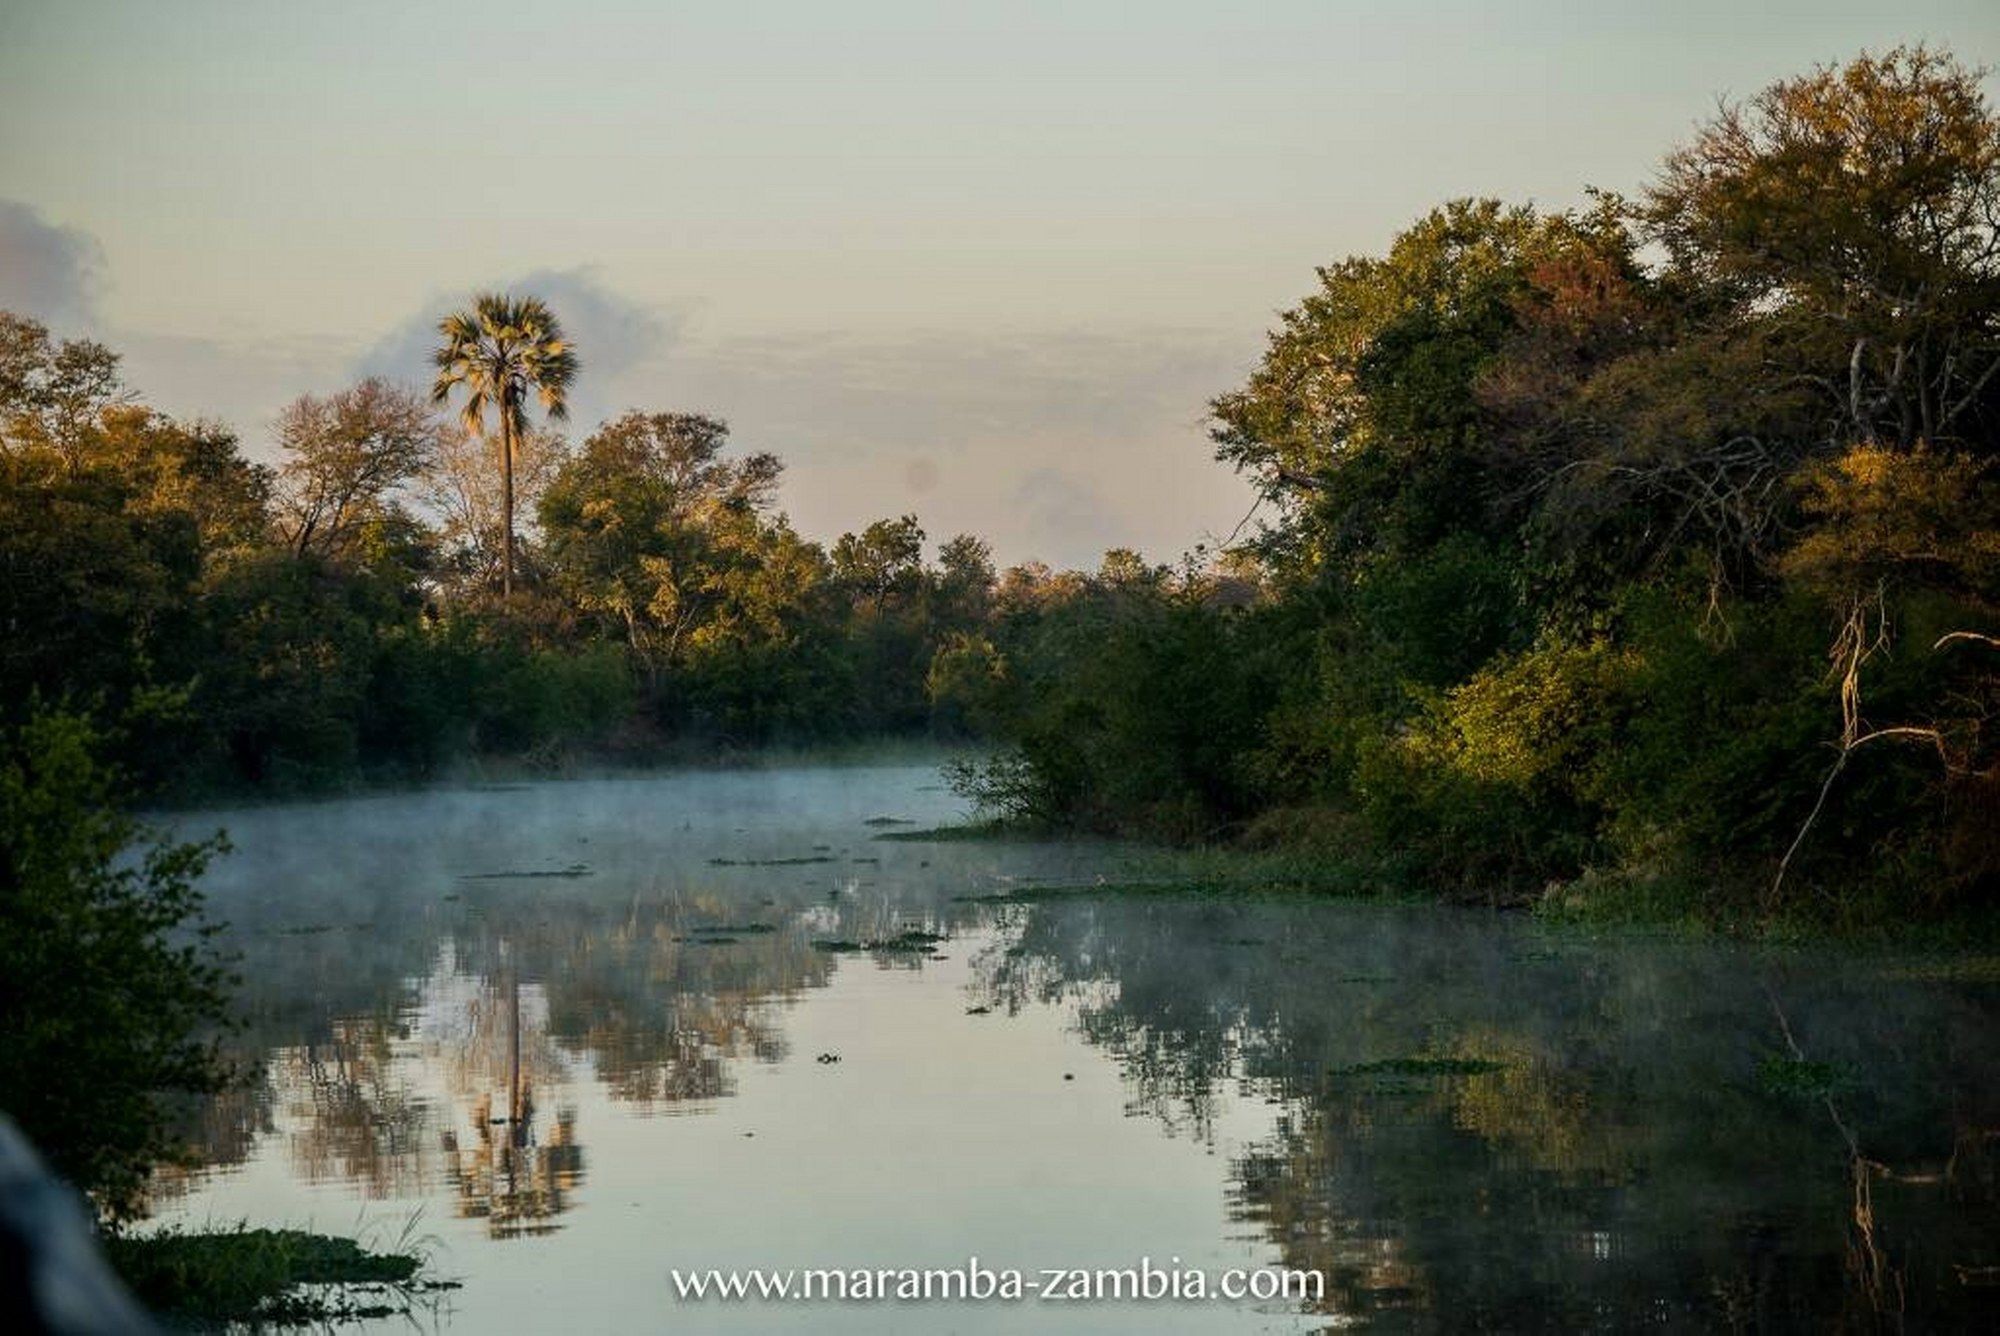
{"left": 146, "top": 758, "right": 2000, "bottom": 1331}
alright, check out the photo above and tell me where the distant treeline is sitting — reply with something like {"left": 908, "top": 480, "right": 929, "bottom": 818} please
{"left": 0, "top": 322, "right": 1136, "bottom": 794}
{"left": 5, "top": 46, "right": 1999, "bottom": 925}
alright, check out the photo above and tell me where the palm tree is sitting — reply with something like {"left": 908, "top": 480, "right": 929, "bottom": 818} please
{"left": 430, "top": 293, "right": 579, "bottom": 598}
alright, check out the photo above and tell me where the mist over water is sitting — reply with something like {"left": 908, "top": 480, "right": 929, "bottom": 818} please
{"left": 151, "top": 760, "right": 2000, "bottom": 1330}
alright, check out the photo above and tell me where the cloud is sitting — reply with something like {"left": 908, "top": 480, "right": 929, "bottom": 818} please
{"left": 0, "top": 201, "right": 358, "bottom": 442}
{"left": 355, "top": 267, "right": 681, "bottom": 427}
{"left": 0, "top": 199, "right": 104, "bottom": 331}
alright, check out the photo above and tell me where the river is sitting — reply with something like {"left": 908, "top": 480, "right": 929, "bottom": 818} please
{"left": 150, "top": 759, "right": 2000, "bottom": 1330}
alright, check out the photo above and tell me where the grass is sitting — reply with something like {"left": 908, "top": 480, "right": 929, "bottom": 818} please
{"left": 883, "top": 795, "right": 2000, "bottom": 958}
{"left": 1535, "top": 863, "right": 2000, "bottom": 949}
{"left": 107, "top": 1223, "right": 452, "bottom": 1327}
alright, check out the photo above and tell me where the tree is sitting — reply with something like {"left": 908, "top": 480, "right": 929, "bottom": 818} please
{"left": 0, "top": 311, "right": 127, "bottom": 468}
{"left": 430, "top": 294, "right": 579, "bottom": 599}
{"left": 832, "top": 515, "right": 926, "bottom": 610}
{"left": 935, "top": 533, "right": 997, "bottom": 630}
{"left": 272, "top": 379, "right": 438, "bottom": 563}
{"left": 0, "top": 708, "right": 233, "bottom": 1220}
{"left": 88, "top": 408, "right": 273, "bottom": 562}
{"left": 538, "top": 412, "right": 811, "bottom": 680}
{"left": 1647, "top": 47, "right": 2000, "bottom": 450}
{"left": 1208, "top": 199, "right": 1633, "bottom": 576}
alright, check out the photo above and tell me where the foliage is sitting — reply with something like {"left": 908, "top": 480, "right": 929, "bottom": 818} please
{"left": 272, "top": 377, "right": 439, "bottom": 563}
{"left": 959, "top": 46, "right": 2000, "bottom": 924}
{"left": 0, "top": 708, "right": 233, "bottom": 1220}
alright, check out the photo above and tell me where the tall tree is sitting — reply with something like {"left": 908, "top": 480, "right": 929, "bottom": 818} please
{"left": 430, "top": 294, "right": 578, "bottom": 598}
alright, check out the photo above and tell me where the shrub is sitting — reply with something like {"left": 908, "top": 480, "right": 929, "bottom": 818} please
{"left": 0, "top": 708, "right": 234, "bottom": 1220}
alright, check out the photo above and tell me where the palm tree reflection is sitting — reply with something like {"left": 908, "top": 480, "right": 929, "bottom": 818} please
{"left": 435, "top": 947, "right": 585, "bottom": 1237}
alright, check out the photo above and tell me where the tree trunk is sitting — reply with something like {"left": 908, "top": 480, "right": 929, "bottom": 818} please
{"left": 501, "top": 411, "right": 516, "bottom": 600}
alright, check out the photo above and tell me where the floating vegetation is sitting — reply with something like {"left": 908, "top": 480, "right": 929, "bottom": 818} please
{"left": 862, "top": 816, "right": 916, "bottom": 827}
{"left": 882, "top": 929, "right": 946, "bottom": 951}
{"left": 459, "top": 863, "right": 591, "bottom": 880}
{"left": 876, "top": 820, "right": 1016, "bottom": 843}
{"left": 707, "top": 855, "right": 837, "bottom": 867}
{"left": 1757, "top": 1056, "right": 1855, "bottom": 1099}
{"left": 675, "top": 923, "right": 782, "bottom": 945}
{"left": 1330, "top": 1057, "right": 1508, "bottom": 1078}
{"left": 810, "top": 929, "right": 947, "bottom": 955}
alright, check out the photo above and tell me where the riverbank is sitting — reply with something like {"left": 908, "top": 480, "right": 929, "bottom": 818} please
{"left": 890, "top": 815, "right": 2000, "bottom": 950}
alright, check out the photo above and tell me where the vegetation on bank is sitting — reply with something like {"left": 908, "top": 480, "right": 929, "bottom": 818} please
{"left": 0, "top": 708, "right": 444, "bottom": 1325}
{"left": 0, "top": 709, "right": 234, "bottom": 1221}
{"left": 948, "top": 48, "right": 2000, "bottom": 934}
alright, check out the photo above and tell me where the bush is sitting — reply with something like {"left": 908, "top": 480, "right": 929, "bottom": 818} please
{"left": 0, "top": 708, "right": 234, "bottom": 1220}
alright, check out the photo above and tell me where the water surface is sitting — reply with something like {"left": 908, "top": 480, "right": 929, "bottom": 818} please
{"left": 155, "top": 762, "right": 2000, "bottom": 1330}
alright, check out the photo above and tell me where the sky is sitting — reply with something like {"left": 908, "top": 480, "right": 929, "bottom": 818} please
{"left": 3, "top": 1, "right": 1998, "bottom": 567}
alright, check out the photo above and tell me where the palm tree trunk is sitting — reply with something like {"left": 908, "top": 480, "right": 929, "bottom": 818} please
{"left": 500, "top": 412, "right": 516, "bottom": 600}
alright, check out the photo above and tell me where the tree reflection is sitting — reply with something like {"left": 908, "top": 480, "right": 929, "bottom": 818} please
{"left": 157, "top": 878, "right": 951, "bottom": 1237}
{"left": 279, "top": 1014, "right": 434, "bottom": 1197}
{"left": 981, "top": 896, "right": 2000, "bottom": 1329}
